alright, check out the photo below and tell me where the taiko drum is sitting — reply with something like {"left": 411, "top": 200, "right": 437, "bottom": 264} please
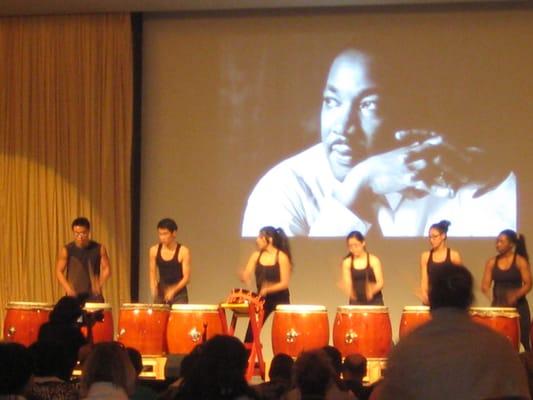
{"left": 81, "top": 302, "right": 114, "bottom": 343}
{"left": 117, "top": 303, "right": 170, "bottom": 355}
{"left": 272, "top": 304, "right": 329, "bottom": 357}
{"left": 167, "top": 304, "right": 224, "bottom": 354}
{"left": 3, "top": 301, "right": 53, "bottom": 346}
{"left": 470, "top": 307, "right": 520, "bottom": 351}
{"left": 333, "top": 305, "right": 392, "bottom": 358}
{"left": 399, "top": 306, "right": 431, "bottom": 339}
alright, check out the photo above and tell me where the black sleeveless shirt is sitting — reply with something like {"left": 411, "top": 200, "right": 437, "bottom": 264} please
{"left": 492, "top": 252, "right": 523, "bottom": 306}
{"left": 255, "top": 250, "right": 290, "bottom": 301}
{"left": 427, "top": 248, "right": 452, "bottom": 283}
{"left": 65, "top": 240, "right": 101, "bottom": 295}
{"left": 349, "top": 253, "right": 384, "bottom": 305}
{"left": 156, "top": 243, "right": 188, "bottom": 299}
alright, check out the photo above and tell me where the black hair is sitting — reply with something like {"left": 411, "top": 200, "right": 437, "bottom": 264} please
{"left": 72, "top": 217, "right": 90, "bottom": 230}
{"left": 269, "top": 353, "right": 294, "bottom": 382}
{"left": 0, "top": 342, "right": 33, "bottom": 395}
{"left": 499, "top": 229, "right": 529, "bottom": 262}
{"left": 429, "top": 264, "right": 473, "bottom": 311}
{"left": 157, "top": 218, "right": 178, "bottom": 232}
{"left": 259, "top": 226, "right": 293, "bottom": 264}
{"left": 346, "top": 230, "right": 365, "bottom": 243}
{"left": 430, "top": 220, "right": 451, "bottom": 236}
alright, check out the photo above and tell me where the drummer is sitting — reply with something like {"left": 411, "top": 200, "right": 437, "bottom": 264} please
{"left": 481, "top": 229, "right": 532, "bottom": 351}
{"left": 149, "top": 218, "right": 190, "bottom": 304}
{"left": 341, "top": 231, "right": 384, "bottom": 305}
{"left": 56, "top": 217, "right": 111, "bottom": 302}
{"left": 419, "top": 220, "right": 462, "bottom": 305}
{"left": 240, "top": 226, "right": 292, "bottom": 340}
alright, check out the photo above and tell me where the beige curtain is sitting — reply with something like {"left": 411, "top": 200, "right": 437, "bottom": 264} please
{"left": 0, "top": 14, "right": 133, "bottom": 334}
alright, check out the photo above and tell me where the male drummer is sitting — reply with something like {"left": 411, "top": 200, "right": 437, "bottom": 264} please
{"left": 56, "top": 217, "right": 111, "bottom": 302}
{"left": 149, "top": 218, "right": 190, "bottom": 304}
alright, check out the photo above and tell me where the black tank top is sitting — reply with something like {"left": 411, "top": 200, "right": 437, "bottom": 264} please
{"left": 492, "top": 252, "right": 523, "bottom": 306}
{"left": 255, "top": 250, "right": 290, "bottom": 300}
{"left": 156, "top": 243, "right": 186, "bottom": 291}
{"left": 65, "top": 241, "right": 101, "bottom": 295}
{"left": 427, "top": 248, "right": 452, "bottom": 283}
{"left": 349, "top": 253, "right": 384, "bottom": 305}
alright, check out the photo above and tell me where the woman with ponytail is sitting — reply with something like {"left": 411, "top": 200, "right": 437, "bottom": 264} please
{"left": 482, "top": 229, "right": 532, "bottom": 350}
{"left": 420, "top": 220, "right": 462, "bottom": 305}
{"left": 340, "top": 230, "right": 385, "bottom": 305}
{"left": 241, "top": 226, "right": 292, "bottom": 341}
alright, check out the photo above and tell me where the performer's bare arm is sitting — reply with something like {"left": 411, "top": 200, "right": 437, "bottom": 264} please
{"left": 240, "top": 251, "right": 259, "bottom": 287}
{"left": 56, "top": 246, "right": 76, "bottom": 296}
{"left": 341, "top": 257, "right": 355, "bottom": 300}
{"left": 97, "top": 245, "right": 111, "bottom": 293}
{"left": 481, "top": 257, "right": 495, "bottom": 301}
{"left": 508, "top": 255, "right": 532, "bottom": 305}
{"left": 149, "top": 245, "right": 159, "bottom": 300}
{"left": 419, "top": 251, "right": 430, "bottom": 305}
{"left": 367, "top": 254, "right": 384, "bottom": 300}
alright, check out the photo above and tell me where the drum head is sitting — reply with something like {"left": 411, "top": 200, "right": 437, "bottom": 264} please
{"left": 6, "top": 301, "right": 53, "bottom": 310}
{"left": 337, "top": 305, "right": 388, "bottom": 313}
{"left": 469, "top": 307, "right": 519, "bottom": 317}
{"left": 402, "top": 306, "right": 430, "bottom": 313}
{"left": 120, "top": 303, "right": 170, "bottom": 311}
{"left": 84, "top": 302, "right": 112, "bottom": 311}
{"left": 171, "top": 304, "right": 219, "bottom": 312}
{"left": 275, "top": 304, "right": 326, "bottom": 312}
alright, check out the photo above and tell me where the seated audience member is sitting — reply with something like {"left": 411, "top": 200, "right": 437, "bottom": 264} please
{"left": 378, "top": 264, "right": 530, "bottom": 400}
{"left": 519, "top": 352, "right": 533, "bottom": 400}
{"left": 173, "top": 335, "right": 259, "bottom": 400}
{"left": 284, "top": 349, "right": 354, "bottom": 400}
{"left": 26, "top": 341, "right": 79, "bottom": 400}
{"left": 80, "top": 342, "right": 136, "bottom": 400}
{"left": 0, "top": 342, "right": 33, "bottom": 399}
{"left": 38, "top": 296, "right": 87, "bottom": 360}
{"left": 342, "top": 353, "right": 373, "bottom": 400}
{"left": 253, "top": 353, "right": 294, "bottom": 400}
{"left": 126, "top": 347, "right": 158, "bottom": 400}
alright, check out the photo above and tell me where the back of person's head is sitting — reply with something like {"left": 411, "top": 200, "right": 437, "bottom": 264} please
{"left": 260, "top": 226, "right": 293, "bottom": 264}
{"left": 29, "top": 340, "right": 77, "bottom": 382}
{"left": 81, "top": 342, "right": 136, "bottom": 397}
{"left": 429, "top": 263, "right": 474, "bottom": 310}
{"left": 49, "top": 296, "right": 83, "bottom": 324}
{"left": 269, "top": 353, "right": 294, "bottom": 383}
{"left": 321, "top": 346, "right": 343, "bottom": 378}
{"left": 157, "top": 218, "right": 178, "bottom": 232}
{"left": 342, "top": 353, "right": 367, "bottom": 381}
{"left": 0, "top": 342, "right": 33, "bottom": 395}
{"left": 293, "top": 349, "right": 335, "bottom": 398}
{"left": 71, "top": 216, "right": 91, "bottom": 230}
{"left": 126, "top": 347, "right": 143, "bottom": 377}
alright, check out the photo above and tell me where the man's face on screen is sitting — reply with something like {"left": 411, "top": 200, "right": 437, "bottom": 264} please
{"left": 321, "top": 51, "right": 384, "bottom": 182}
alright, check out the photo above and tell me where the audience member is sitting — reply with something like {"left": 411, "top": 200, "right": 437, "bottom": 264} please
{"left": 26, "top": 341, "right": 79, "bottom": 400}
{"left": 253, "top": 353, "right": 294, "bottom": 400}
{"left": 0, "top": 342, "right": 33, "bottom": 399}
{"left": 342, "top": 354, "right": 372, "bottom": 400}
{"left": 378, "top": 264, "right": 530, "bottom": 400}
{"left": 126, "top": 347, "right": 158, "bottom": 400}
{"left": 80, "top": 342, "right": 135, "bottom": 400}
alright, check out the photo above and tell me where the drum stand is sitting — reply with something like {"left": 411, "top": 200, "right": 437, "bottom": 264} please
{"left": 221, "top": 290, "right": 266, "bottom": 381}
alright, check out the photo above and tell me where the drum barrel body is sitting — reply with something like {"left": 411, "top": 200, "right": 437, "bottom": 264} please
{"left": 399, "top": 306, "right": 431, "bottom": 339}
{"left": 333, "top": 306, "right": 392, "bottom": 358}
{"left": 167, "top": 304, "right": 224, "bottom": 354}
{"left": 3, "top": 302, "right": 52, "bottom": 347}
{"left": 470, "top": 307, "right": 520, "bottom": 351}
{"left": 81, "top": 303, "right": 114, "bottom": 343}
{"left": 272, "top": 305, "right": 329, "bottom": 357}
{"left": 117, "top": 304, "right": 170, "bottom": 355}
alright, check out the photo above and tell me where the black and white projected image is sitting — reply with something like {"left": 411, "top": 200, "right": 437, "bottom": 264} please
{"left": 241, "top": 48, "right": 516, "bottom": 238}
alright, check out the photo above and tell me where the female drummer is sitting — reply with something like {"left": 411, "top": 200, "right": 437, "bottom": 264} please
{"left": 481, "top": 229, "right": 532, "bottom": 351}
{"left": 240, "top": 226, "right": 292, "bottom": 333}
{"left": 420, "top": 220, "right": 462, "bottom": 305}
{"left": 341, "top": 231, "right": 384, "bottom": 305}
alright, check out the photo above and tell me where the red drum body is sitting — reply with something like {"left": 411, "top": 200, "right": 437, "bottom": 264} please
{"left": 272, "top": 305, "right": 329, "bottom": 357}
{"left": 3, "top": 302, "right": 52, "bottom": 346}
{"left": 82, "top": 303, "right": 114, "bottom": 343}
{"left": 167, "top": 304, "right": 224, "bottom": 354}
{"left": 333, "top": 306, "right": 392, "bottom": 358}
{"left": 470, "top": 307, "right": 520, "bottom": 351}
{"left": 117, "top": 303, "right": 170, "bottom": 355}
{"left": 399, "top": 306, "right": 431, "bottom": 339}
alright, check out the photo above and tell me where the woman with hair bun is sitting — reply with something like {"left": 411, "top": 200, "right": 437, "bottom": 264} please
{"left": 420, "top": 220, "right": 462, "bottom": 305}
{"left": 341, "top": 230, "right": 385, "bottom": 305}
{"left": 241, "top": 226, "right": 292, "bottom": 341}
{"left": 482, "top": 229, "right": 532, "bottom": 350}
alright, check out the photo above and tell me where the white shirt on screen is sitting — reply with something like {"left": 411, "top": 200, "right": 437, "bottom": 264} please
{"left": 241, "top": 144, "right": 516, "bottom": 237}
